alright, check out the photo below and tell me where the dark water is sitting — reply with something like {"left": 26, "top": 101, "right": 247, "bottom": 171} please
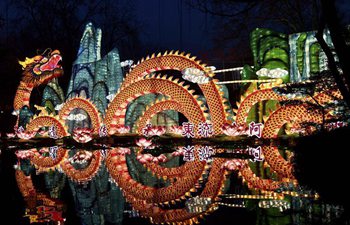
{"left": 1, "top": 129, "right": 350, "bottom": 225}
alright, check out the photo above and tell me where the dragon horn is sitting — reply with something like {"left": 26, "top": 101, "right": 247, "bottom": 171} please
{"left": 42, "top": 48, "right": 52, "bottom": 56}
{"left": 18, "top": 60, "right": 26, "bottom": 69}
{"left": 18, "top": 57, "right": 35, "bottom": 69}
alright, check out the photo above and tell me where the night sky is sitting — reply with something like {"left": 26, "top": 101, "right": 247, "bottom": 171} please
{"left": 1, "top": 0, "right": 350, "bottom": 57}
{"left": 133, "top": 0, "right": 213, "bottom": 55}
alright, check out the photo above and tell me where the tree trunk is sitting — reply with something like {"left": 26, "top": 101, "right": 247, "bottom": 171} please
{"left": 318, "top": 0, "right": 350, "bottom": 106}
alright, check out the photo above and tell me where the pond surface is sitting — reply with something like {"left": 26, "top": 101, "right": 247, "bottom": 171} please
{"left": 0, "top": 136, "right": 348, "bottom": 225}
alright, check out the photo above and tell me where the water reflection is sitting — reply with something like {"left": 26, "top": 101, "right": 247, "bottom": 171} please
{"left": 15, "top": 147, "right": 124, "bottom": 224}
{"left": 7, "top": 144, "right": 346, "bottom": 225}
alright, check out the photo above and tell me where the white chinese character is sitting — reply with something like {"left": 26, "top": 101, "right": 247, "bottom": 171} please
{"left": 198, "top": 122, "right": 214, "bottom": 138}
{"left": 100, "top": 149, "right": 108, "bottom": 159}
{"left": 182, "top": 122, "right": 195, "bottom": 138}
{"left": 49, "top": 146, "right": 58, "bottom": 160}
{"left": 199, "top": 146, "right": 215, "bottom": 162}
{"left": 248, "top": 146, "right": 264, "bottom": 162}
{"left": 48, "top": 126, "right": 58, "bottom": 139}
{"left": 183, "top": 146, "right": 195, "bottom": 161}
{"left": 17, "top": 126, "right": 25, "bottom": 133}
{"left": 99, "top": 125, "right": 108, "bottom": 137}
{"left": 249, "top": 122, "right": 263, "bottom": 138}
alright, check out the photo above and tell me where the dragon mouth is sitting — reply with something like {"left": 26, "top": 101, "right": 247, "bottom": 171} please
{"left": 39, "top": 54, "right": 62, "bottom": 72}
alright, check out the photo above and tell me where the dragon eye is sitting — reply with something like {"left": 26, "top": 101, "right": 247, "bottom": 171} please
{"left": 41, "top": 57, "right": 48, "bottom": 63}
{"left": 34, "top": 55, "right": 43, "bottom": 62}
{"left": 33, "top": 65, "right": 41, "bottom": 75}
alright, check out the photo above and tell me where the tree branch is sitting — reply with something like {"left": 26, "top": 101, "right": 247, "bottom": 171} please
{"left": 187, "top": 0, "right": 258, "bottom": 18}
{"left": 316, "top": 21, "right": 350, "bottom": 107}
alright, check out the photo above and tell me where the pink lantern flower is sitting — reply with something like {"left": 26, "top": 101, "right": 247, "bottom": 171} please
{"left": 38, "top": 129, "right": 48, "bottom": 136}
{"left": 16, "top": 129, "right": 37, "bottom": 140}
{"left": 70, "top": 150, "right": 93, "bottom": 164}
{"left": 156, "top": 154, "right": 168, "bottom": 163}
{"left": 72, "top": 127, "right": 94, "bottom": 143}
{"left": 222, "top": 159, "right": 245, "bottom": 171}
{"left": 115, "top": 147, "right": 131, "bottom": 155}
{"left": 152, "top": 157, "right": 159, "bottom": 163}
{"left": 39, "top": 148, "right": 50, "bottom": 154}
{"left": 15, "top": 149, "right": 35, "bottom": 159}
{"left": 221, "top": 122, "right": 248, "bottom": 136}
{"left": 149, "top": 126, "right": 166, "bottom": 136}
{"left": 142, "top": 124, "right": 166, "bottom": 137}
{"left": 6, "top": 133, "right": 16, "bottom": 138}
{"left": 171, "top": 147, "right": 185, "bottom": 157}
{"left": 136, "top": 153, "right": 168, "bottom": 164}
{"left": 237, "top": 125, "right": 249, "bottom": 135}
{"left": 115, "top": 125, "right": 130, "bottom": 134}
{"left": 136, "top": 153, "right": 154, "bottom": 164}
{"left": 169, "top": 126, "right": 183, "bottom": 135}
{"left": 221, "top": 123, "right": 237, "bottom": 136}
{"left": 136, "top": 138, "right": 153, "bottom": 148}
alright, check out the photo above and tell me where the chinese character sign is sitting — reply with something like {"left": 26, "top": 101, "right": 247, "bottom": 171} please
{"left": 99, "top": 125, "right": 108, "bottom": 137}
{"left": 181, "top": 145, "right": 216, "bottom": 162}
{"left": 48, "top": 126, "right": 58, "bottom": 139}
{"left": 49, "top": 146, "right": 58, "bottom": 160}
{"left": 182, "top": 122, "right": 195, "bottom": 138}
{"left": 198, "top": 122, "right": 214, "bottom": 137}
{"left": 198, "top": 146, "right": 215, "bottom": 162}
{"left": 183, "top": 145, "right": 195, "bottom": 161}
{"left": 142, "top": 123, "right": 152, "bottom": 137}
{"left": 248, "top": 146, "right": 264, "bottom": 162}
{"left": 17, "top": 126, "right": 25, "bottom": 133}
{"left": 100, "top": 149, "right": 108, "bottom": 159}
{"left": 249, "top": 122, "right": 263, "bottom": 138}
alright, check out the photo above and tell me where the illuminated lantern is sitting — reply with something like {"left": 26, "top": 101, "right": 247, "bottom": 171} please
{"left": 72, "top": 127, "right": 93, "bottom": 143}
{"left": 135, "top": 138, "right": 153, "bottom": 148}
{"left": 181, "top": 68, "right": 211, "bottom": 84}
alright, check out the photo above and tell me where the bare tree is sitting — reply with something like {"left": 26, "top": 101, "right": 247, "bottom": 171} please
{"left": 316, "top": 0, "right": 350, "bottom": 107}
{"left": 187, "top": 0, "right": 321, "bottom": 52}
{"left": 188, "top": 0, "right": 350, "bottom": 106}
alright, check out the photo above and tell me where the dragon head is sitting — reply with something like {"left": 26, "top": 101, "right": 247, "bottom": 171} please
{"left": 18, "top": 49, "right": 63, "bottom": 86}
